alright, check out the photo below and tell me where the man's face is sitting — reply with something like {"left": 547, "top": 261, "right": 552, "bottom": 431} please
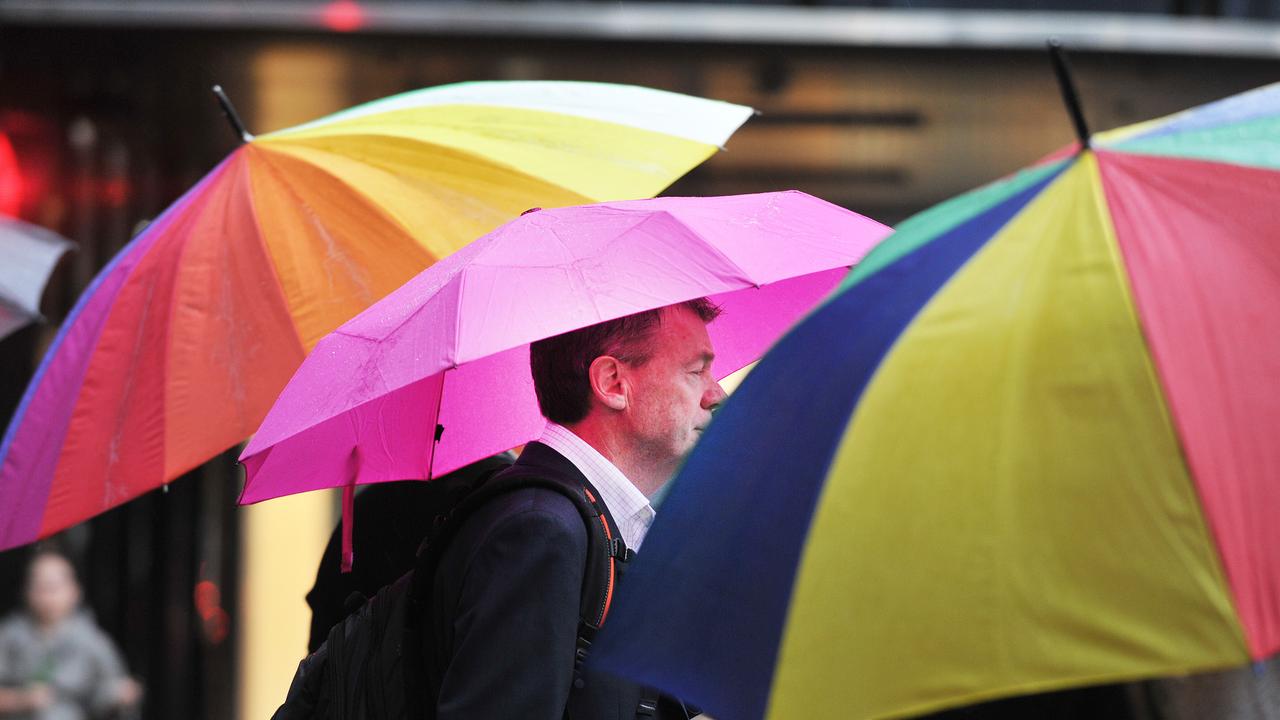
{"left": 621, "top": 306, "right": 726, "bottom": 478}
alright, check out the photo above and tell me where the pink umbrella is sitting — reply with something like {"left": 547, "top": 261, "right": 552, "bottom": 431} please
{"left": 239, "top": 192, "right": 889, "bottom": 564}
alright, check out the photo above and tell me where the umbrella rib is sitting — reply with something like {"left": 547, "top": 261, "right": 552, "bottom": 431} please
{"left": 449, "top": 268, "right": 465, "bottom": 370}
{"left": 645, "top": 210, "right": 757, "bottom": 288}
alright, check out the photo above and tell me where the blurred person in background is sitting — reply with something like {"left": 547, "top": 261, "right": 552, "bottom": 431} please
{"left": 0, "top": 549, "right": 141, "bottom": 719}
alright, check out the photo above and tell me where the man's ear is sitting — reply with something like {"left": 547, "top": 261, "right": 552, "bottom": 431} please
{"left": 587, "top": 356, "right": 628, "bottom": 411}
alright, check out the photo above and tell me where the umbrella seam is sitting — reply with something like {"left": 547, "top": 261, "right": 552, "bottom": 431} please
{"left": 237, "top": 147, "right": 311, "bottom": 357}
{"left": 451, "top": 267, "right": 466, "bottom": 369}
{"left": 650, "top": 210, "right": 757, "bottom": 288}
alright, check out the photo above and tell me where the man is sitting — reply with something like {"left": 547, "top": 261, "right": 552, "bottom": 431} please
{"left": 0, "top": 550, "right": 142, "bottom": 719}
{"left": 428, "top": 298, "right": 725, "bottom": 719}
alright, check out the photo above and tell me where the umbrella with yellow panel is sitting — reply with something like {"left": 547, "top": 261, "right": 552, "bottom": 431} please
{"left": 592, "top": 48, "right": 1280, "bottom": 720}
{"left": 0, "top": 80, "right": 753, "bottom": 550}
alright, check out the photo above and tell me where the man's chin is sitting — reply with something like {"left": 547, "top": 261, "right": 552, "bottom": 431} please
{"left": 680, "top": 432, "right": 705, "bottom": 455}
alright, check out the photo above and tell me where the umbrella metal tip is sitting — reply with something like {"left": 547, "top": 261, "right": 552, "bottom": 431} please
{"left": 212, "top": 84, "right": 254, "bottom": 144}
{"left": 1046, "top": 39, "right": 1091, "bottom": 150}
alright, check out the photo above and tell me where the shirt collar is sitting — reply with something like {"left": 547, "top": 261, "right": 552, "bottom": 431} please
{"left": 537, "top": 422, "right": 656, "bottom": 550}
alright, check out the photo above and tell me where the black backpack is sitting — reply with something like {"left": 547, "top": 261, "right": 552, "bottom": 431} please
{"left": 272, "top": 465, "right": 629, "bottom": 720}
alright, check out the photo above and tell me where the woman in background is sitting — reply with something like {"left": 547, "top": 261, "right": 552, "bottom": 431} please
{"left": 0, "top": 550, "right": 140, "bottom": 719}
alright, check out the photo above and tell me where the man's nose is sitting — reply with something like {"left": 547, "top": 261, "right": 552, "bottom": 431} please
{"left": 704, "top": 380, "right": 727, "bottom": 410}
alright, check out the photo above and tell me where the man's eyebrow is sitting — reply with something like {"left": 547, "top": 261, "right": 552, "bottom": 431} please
{"left": 691, "top": 351, "right": 715, "bottom": 366}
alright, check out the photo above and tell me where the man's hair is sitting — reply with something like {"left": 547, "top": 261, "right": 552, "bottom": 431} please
{"left": 530, "top": 298, "right": 722, "bottom": 425}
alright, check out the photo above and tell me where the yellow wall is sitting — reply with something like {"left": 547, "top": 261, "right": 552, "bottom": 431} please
{"left": 236, "top": 492, "right": 336, "bottom": 719}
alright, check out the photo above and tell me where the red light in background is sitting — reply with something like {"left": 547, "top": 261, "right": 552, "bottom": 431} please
{"left": 321, "top": 0, "right": 365, "bottom": 32}
{"left": 204, "top": 608, "right": 230, "bottom": 645}
{"left": 0, "top": 111, "right": 60, "bottom": 220}
{"left": 0, "top": 132, "right": 22, "bottom": 217}
{"left": 194, "top": 580, "right": 221, "bottom": 618}
{"left": 194, "top": 579, "right": 230, "bottom": 645}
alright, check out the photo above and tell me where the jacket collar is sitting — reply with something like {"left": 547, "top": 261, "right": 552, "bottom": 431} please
{"left": 515, "top": 441, "right": 624, "bottom": 546}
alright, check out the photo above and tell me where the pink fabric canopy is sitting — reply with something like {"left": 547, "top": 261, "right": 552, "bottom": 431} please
{"left": 239, "top": 191, "right": 890, "bottom": 504}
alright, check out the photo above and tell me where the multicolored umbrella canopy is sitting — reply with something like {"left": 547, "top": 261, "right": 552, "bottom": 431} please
{"left": 0, "top": 81, "right": 753, "bottom": 551}
{"left": 0, "top": 216, "right": 73, "bottom": 340}
{"left": 238, "top": 191, "right": 889, "bottom": 509}
{"left": 591, "top": 82, "right": 1280, "bottom": 719}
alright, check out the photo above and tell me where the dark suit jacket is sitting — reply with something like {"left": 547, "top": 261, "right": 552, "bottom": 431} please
{"left": 428, "top": 441, "right": 689, "bottom": 720}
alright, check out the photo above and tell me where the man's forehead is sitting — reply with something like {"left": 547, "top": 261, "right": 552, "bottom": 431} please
{"left": 660, "top": 302, "right": 714, "bottom": 327}
{"left": 655, "top": 306, "right": 714, "bottom": 354}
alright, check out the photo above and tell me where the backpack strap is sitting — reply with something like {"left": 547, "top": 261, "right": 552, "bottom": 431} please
{"left": 402, "top": 464, "right": 628, "bottom": 715}
{"left": 446, "top": 468, "right": 627, "bottom": 628}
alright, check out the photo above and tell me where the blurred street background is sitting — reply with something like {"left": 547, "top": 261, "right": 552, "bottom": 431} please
{"left": 0, "top": 1, "right": 1277, "bottom": 718}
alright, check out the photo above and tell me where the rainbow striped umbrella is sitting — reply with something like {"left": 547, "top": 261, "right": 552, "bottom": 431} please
{"left": 0, "top": 81, "right": 752, "bottom": 551}
{"left": 591, "top": 79, "right": 1280, "bottom": 719}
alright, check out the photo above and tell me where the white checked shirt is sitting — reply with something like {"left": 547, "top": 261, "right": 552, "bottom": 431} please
{"left": 538, "top": 423, "right": 657, "bottom": 551}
